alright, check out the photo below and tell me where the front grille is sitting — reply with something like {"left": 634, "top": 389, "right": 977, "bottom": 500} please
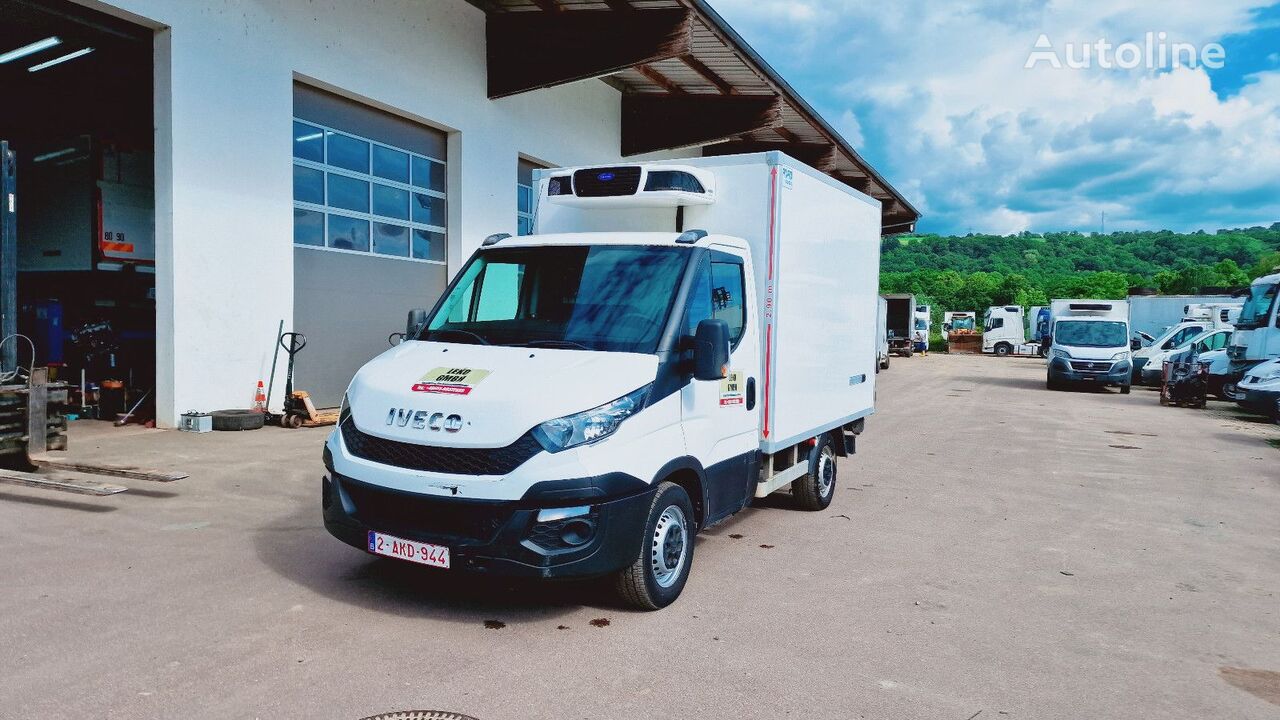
{"left": 341, "top": 420, "right": 543, "bottom": 476}
{"left": 1070, "top": 360, "right": 1112, "bottom": 373}
{"left": 572, "top": 166, "right": 642, "bottom": 197}
{"left": 341, "top": 477, "right": 514, "bottom": 542}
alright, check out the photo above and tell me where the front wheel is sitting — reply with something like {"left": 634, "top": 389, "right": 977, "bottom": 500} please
{"left": 1120, "top": 384, "right": 1131, "bottom": 395}
{"left": 994, "top": 343, "right": 1012, "bottom": 357}
{"left": 614, "top": 482, "right": 695, "bottom": 610}
{"left": 792, "top": 434, "right": 837, "bottom": 511}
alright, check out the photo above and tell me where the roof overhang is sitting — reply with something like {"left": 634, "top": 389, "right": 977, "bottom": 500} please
{"left": 468, "top": 0, "right": 920, "bottom": 235}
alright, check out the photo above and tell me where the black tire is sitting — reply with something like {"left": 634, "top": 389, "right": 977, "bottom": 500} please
{"left": 614, "top": 482, "right": 695, "bottom": 611}
{"left": 1047, "top": 376, "right": 1063, "bottom": 391}
{"left": 211, "top": 409, "right": 266, "bottom": 431}
{"left": 994, "top": 343, "right": 1012, "bottom": 357}
{"left": 792, "top": 434, "right": 837, "bottom": 511}
{"left": 881, "top": 355, "right": 890, "bottom": 370}
{"left": 1120, "top": 384, "right": 1131, "bottom": 395}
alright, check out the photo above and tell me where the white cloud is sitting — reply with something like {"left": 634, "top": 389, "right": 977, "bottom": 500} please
{"left": 709, "top": 0, "right": 1280, "bottom": 233}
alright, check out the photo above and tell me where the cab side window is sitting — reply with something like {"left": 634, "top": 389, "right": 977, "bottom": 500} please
{"left": 683, "top": 258, "right": 714, "bottom": 337}
{"left": 710, "top": 259, "right": 746, "bottom": 347}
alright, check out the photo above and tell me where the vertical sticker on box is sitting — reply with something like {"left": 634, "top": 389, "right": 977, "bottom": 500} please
{"left": 719, "top": 370, "right": 744, "bottom": 407}
{"left": 781, "top": 167, "right": 793, "bottom": 189}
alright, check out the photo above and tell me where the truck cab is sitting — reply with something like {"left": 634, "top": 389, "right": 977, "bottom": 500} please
{"left": 322, "top": 155, "right": 880, "bottom": 609}
{"left": 982, "top": 305, "right": 1026, "bottom": 356}
{"left": 1045, "top": 300, "right": 1132, "bottom": 392}
{"left": 1226, "top": 272, "right": 1280, "bottom": 387}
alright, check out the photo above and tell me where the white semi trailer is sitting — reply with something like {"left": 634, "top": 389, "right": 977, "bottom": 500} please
{"left": 322, "top": 154, "right": 882, "bottom": 609}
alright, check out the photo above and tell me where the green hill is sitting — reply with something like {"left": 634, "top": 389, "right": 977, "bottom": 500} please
{"left": 880, "top": 224, "right": 1280, "bottom": 316}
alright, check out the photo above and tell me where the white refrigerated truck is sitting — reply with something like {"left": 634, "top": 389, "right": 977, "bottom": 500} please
{"left": 322, "top": 154, "right": 881, "bottom": 609}
{"left": 1045, "top": 299, "right": 1132, "bottom": 392}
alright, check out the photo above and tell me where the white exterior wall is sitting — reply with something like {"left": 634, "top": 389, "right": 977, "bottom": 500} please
{"left": 77, "top": 0, "right": 683, "bottom": 426}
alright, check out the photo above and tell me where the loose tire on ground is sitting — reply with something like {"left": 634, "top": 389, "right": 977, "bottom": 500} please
{"left": 614, "top": 481, "right": 695, "bottom": 611}
{"left": 211, "top": 409, "right": 266, "bottom": 431}
{"left": 792, "top": 434, "right": 837, "bottom": 511}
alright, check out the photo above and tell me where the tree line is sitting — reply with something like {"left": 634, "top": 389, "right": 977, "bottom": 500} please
{"left": 880, "top": 224, "right": 1280, "bottom": 321}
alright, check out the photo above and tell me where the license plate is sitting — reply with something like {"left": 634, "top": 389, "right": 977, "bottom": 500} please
{"left": 368, "top": 530, "right": 450, "bottom": 569}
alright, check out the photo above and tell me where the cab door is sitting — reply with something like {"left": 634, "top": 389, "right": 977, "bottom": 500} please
{"left": 678, "top": 247, "right": 760, "bottom": 524}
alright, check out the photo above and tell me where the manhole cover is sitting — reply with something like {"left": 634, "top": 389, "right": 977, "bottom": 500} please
{"left": 361, "top": 713, "right": 479, "bottom": 720}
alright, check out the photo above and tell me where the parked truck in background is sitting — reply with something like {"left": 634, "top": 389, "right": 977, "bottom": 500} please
{"left": 1224, "top": 270, "right": 1280, "bottom": 403}
{"left": 1045, "top": 299, "right": 1132, "bottom": 392}
{"left": 1028, "top": 306, "right": 1050, "bottom": 343}
{"left": 914, "top": 304, "right": 932, "bottom": 352}
{"left": 321, "top": 154, "right": 881, "bottom": 609}
{"left": 1132, "top": 303, "right": 1240, "bottom": 384}
{"left": 883, "top": 294, "right": 916, "bottom": 357}
{"left": 1128, "top": 294, "right": 1242, "bottom": 346}
{"left": 981, "top": 305, "right": 1042, "bottom": 356}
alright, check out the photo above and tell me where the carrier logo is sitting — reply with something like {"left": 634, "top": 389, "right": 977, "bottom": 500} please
{"left": 411, "top": 366, "right": 491, "bottom": 395}
{"left": 387, "top": 408, "right": 464, "bottom": 432}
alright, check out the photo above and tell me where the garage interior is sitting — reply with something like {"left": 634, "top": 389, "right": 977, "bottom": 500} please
{"left": 0, "top": 0, "right": 155, "bottom": 424}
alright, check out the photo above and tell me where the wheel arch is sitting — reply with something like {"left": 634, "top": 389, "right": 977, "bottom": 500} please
{"left": 653, "top": 456, "right": 707, "bottom": 530}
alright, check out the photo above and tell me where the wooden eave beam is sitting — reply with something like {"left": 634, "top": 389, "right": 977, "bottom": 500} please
{"left": 622, "top": 94, "right": 782, "bottom": 156}
{"left": 679, "top": 53, "right": 735, "bottom": 94}
{"left": 487, "top": 9, "right": 693, "bottom": 99}
{"left": 702, "top": 140, "right": 838, "bottom": 172}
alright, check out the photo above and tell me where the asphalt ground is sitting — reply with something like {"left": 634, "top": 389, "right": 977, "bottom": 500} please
{"left": 1, "top": 353, "right": 1277, "bottom": 719}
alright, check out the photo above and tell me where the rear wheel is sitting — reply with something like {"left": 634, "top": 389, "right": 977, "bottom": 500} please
{"left": 614, "top": 482, "right": 695, "bottom": 610}
{"left": 792, "top": 435, "right": 837, "bottom": 511}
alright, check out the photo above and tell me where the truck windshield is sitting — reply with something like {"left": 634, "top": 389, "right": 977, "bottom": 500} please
{"left": 1054, "top": 320, "right": 1128, "bottom": 348}
{"left": 1235, "top": 283, "right": 1278, "bottom": 329}
{"left": 421, "top": 245, "right": 688, "bottom": 353}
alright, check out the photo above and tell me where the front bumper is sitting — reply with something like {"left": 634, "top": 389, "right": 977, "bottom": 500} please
{"left": 323, "top": 471, "right": 654, "bottom": 579}
{"left": 1131, "top": 356, "right": 1148, "bottom": 382}
{"left": 1235, "top": 387, "right": 1280, "bottom": 417}
{"left": 1140, "top": 365, "right": 1165, "bottom": 386}
{"left": 1048, "top": 357, "right": 1132, "bottom": 385}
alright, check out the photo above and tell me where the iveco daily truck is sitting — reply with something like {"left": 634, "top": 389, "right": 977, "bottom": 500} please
{"left": 1045, "top": 299, "right": 1132, "bottom": 392}
{"left": 322, "top": 154, "right": 881, "bottom": 609}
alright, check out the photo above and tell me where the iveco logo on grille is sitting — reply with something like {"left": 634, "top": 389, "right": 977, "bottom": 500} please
{"left": 387, "top": 408, "right": 464, "bottom": 432}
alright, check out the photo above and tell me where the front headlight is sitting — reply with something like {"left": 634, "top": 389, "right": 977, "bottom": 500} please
{"left": 532, "top": 385, "right": 651, "bottom": 453}
{"left": 339, "top": 393, "right": 351, "bottom": 425}
{"left": 1111, "top": 351, "right": 1130, "bottom": 362}
{"left": 1052, "top": 348, "right": 1071, "bottom": 360}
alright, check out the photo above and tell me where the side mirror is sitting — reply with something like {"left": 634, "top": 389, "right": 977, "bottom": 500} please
{"left": 406, "top": 308, "right": 428, "bottom": 339}
{"left": 692, "top": 319, "right": 730, "bottom": 381}
{"left": 1130, "top": 338, "right": 1141, "bottom": 350}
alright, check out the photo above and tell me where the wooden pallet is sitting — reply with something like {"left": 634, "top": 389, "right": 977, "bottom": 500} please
{"left": 27, "top": 455, "right": 188, "bottom": 483}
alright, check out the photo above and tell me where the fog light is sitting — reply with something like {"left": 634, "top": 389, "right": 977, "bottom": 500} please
{"left": 560, "top": 519, "right": 595, "bottom": 547}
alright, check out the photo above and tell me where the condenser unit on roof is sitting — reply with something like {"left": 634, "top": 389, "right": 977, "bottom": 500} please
{"left": 544, "top": 164, "right": 716, "bottom": 208}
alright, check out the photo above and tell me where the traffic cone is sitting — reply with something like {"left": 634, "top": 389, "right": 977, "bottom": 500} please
{"left": 253, "top": 380, "right": 266, "bottom": 412}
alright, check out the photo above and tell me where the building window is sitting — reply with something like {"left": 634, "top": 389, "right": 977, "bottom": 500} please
{"left": 292, "top": 118, "right": 446, "bottom": 263}
{"left": 517, "top": 158, "right": 547, "bottom": 236}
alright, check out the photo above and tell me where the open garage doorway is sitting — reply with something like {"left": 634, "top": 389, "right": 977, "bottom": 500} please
{"left": 0, "top": 0, "right": 155, "bottom": 423}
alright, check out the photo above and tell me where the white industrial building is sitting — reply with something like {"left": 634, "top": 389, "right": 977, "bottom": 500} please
{"left": 0, "top": 0, "right": 918, "bottom": 426}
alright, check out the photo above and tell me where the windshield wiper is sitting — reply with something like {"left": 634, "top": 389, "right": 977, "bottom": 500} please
{"left": 426, "top": 328, "right": 491, "bottom": 345}
{"left": 519, "top": 339, "right": 590, "bottom": 350}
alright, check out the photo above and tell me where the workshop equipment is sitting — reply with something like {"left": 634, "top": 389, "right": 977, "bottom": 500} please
{"left": 276, "top": 332, "right": 339, "bottom": 428}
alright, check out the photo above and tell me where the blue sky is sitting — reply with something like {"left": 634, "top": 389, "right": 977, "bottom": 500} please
{"left": 710, "top": 0, "right": 1280, "bottom": 236}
